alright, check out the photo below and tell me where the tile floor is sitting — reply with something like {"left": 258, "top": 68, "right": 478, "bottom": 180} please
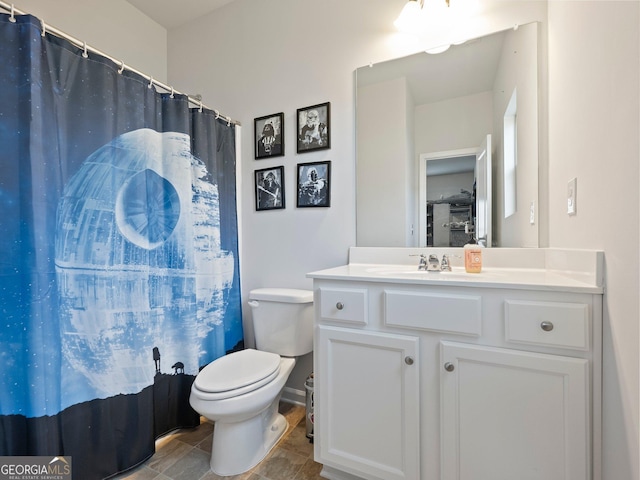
{"left": 112, "top": 402, "right": 323, "bottom": 480}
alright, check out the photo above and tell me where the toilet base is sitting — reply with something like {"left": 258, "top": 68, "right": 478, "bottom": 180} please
{"left": 210, "top": 397, "right": 288, "bottom": 476}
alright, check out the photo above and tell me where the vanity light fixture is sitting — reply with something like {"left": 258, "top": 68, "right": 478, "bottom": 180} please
{"left": 425, "top": 44, "right": 451, "bottom": 54}
{"left": 394, "top": 0, "right": 451, "bottom": 34}
{"left": 394, "top": 0, "right": 423, "bottom": 33}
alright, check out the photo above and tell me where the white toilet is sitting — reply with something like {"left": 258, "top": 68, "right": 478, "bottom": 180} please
{"left": 189, "top": 288, "right": 314, "bottom": 476}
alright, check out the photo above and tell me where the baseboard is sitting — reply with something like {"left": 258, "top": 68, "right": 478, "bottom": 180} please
{"left": 281, "top": 386, "right": 305, "bottom": 406}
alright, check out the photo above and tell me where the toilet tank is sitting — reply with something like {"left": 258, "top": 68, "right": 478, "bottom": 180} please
{"left": 248, "top": 288, "right": 314, "bottom": 357}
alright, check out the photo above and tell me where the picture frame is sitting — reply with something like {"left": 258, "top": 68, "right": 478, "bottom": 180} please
{"left": 297, "top": 161, "right": 331, "bottom": 208}
{"left": 254, "top": 112, "right": 284, "bottom": 159}
{"left": 255, "top": 166, "right": 285, "bottom": 211}
{"left": 296, "top": 102, "right": 330, "bottom": 153}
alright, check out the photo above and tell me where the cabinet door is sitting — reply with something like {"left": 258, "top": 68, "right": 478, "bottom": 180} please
{"left": 316, "top": 326, "right": 420, "bottom": 480}
{"left": 441, "top": 341, "right": 589, "bottom": 480}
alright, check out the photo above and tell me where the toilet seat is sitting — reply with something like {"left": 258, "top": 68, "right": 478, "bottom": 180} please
{"left": 193, "top": 349, "right": 281, "bottom": 400}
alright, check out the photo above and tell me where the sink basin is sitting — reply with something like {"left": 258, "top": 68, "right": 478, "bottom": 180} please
{"left": 364, "top": 265, "right": 477, "bottom": 279}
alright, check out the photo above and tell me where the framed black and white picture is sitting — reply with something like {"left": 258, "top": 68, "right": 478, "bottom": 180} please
{"left": 297, "top": 161, "right": 331, "bottom": 208}
{"left": 255, "top": 166, "right": 285, "bottom": 211}
{"left": 296, "top": 102, "right": 330, "bottom": 153}
{"left": 254, "top": 112, "right": 284, "bottom": 159}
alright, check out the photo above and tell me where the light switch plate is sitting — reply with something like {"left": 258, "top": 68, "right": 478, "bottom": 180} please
{"left": 567, "top": 177, "right": 577, "bottom": 215}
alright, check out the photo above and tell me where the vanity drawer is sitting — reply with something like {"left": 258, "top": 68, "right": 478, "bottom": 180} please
{"left": 319, "top": 287, "right": 368, "bottom": 325}
{"left": 384, "top": 290, "right": 482, "bottom": 336}
{"left": 504, "top": 300, "right": 590, "bottom": 350}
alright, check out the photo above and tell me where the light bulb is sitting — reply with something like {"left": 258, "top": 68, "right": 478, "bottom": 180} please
{"left": 394, "top": 1, "right": 424, "bottom": 34}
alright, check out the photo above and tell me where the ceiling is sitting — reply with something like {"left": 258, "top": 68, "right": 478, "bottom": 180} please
{"left": 356, "top": 29, "right": 505, "bottom": 107}
{"left": 125, "top": 0, "right": 235, "bottom": 29}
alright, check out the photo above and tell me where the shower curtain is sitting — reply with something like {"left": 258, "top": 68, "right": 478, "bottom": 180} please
{"left": 0, "top": 13, "right": 243, "bottom": 479}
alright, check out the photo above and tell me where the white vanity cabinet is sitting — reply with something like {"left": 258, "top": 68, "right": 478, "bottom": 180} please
{"left": 440, "top": 342, "right": 589, "bottom": 480}
{"left": 316, "top": 325, "right": 420, "bottom": 480}
{"left": 309, "top": 270, "right": 602, "bottom": 480}
{"left": 314, "top": 285, "right": 420, "bottom": 480}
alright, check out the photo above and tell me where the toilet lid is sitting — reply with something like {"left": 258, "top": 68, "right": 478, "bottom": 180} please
{"left": 194, "top": 349, "right": 281, "bottom": 395}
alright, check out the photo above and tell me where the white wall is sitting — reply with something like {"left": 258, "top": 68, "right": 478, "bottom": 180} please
{"left": 13, "top": 0, "right": 167, "bottom": 83}
{"left": 415, "top": 91, "right": 493, "bottom": 154}
{"left": 547, "top": 2, "right": 639, "bottom": 479}
{"left": 357, "top": 77, "right": 412, "bottom": 247}
{"left": 492, "top": 22, "right": 539, "bottom": 248}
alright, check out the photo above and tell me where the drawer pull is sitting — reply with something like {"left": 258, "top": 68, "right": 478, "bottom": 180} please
{"left": 404, "top": 356, "right": 414, "bottom": 366}
{"left": 336, "top": 302, "right": 344, "bottom": 310}
{"left": 444, "top": 362, "right": 455, "bottom": 372}
{"left": 540, "top": 321, "right": 554, "bottom": 332}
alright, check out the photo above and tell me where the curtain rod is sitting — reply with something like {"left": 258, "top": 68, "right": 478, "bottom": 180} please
{"left": 0, "top": 1, "right": 240, "bottom": 127}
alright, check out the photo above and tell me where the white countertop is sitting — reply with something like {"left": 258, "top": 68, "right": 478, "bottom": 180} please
{"left": 307, "top": 248, "right": 605, "bottom": 294}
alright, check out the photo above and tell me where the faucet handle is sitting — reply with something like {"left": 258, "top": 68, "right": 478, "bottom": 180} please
{"left": 410, "top": 253, "right": 428, "bottom": 270}
{"left": 427, "top": 254, "right": 441, "bottom": 271}
{"left": 441, "top": 254, "right": 452, "bottom": 271}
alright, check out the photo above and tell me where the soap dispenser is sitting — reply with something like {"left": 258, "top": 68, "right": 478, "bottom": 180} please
{"left": 464, "top": 238, "right": 483, "bottom": 273}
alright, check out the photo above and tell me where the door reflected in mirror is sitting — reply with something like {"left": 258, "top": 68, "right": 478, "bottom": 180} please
{"left": 355, "top": 22, "right": 540, "bottom": 248}
{"left": 425, "top": 154, "right": 475, "bottom": 247}
{"left": 419, "top": 134, "right": 492, "bottom": 248}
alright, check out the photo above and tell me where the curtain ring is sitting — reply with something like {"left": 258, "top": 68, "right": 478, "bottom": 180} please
{"left": 227, "top": 118, "right": 231, "bottom": 127}
{"left": 40, "top": 18, "right": 46, "bottom": 37}
{"left": 9, "top": 4, "right": 16, "bottom": 23}
{"left": 148, "top": 77, "right": 154, "bottom": 89}
{"left": 214, "top": 110, "right": 220, "bottom": 119}
{"left": 198, "top": 101, "right": 203, "bottom": 113}
{"left": 82, "top": 41, "right": 88, "bottom": 59}
{"left": 118, "top": 60, "right": 125, "bottom": 74}
{"left": 170, "top": 87, "right": 175, "bottom": 98}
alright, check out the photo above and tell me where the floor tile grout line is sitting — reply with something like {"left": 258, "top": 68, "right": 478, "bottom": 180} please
{"left": 152, "top": 439, "right": 191, "bottom": 476}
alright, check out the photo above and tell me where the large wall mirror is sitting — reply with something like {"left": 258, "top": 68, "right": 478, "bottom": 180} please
{"left": 356, "top": 22, "right": 540, "bottom": 248}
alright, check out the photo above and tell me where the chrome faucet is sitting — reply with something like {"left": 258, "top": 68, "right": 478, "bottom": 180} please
{"left": 412, "top": 253, "right": 452, "bottom": 272}
{"left": 427, "top": 254, "right": 441, "bottom": 272}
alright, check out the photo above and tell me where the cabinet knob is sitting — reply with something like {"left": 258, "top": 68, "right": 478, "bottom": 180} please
{"left": 336, "top": 302, "right": 344, "bottom": 310}
{"left": 444, "top": 362, "right": 455, "bottom": 372}
{"left": 540, "top": 321, "right": 554, "bottom": 332}
{"left": 404, "top": 356, "right": 414, "bottom": 365}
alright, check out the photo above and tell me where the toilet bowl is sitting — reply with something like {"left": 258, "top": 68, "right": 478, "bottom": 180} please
{"left": 189, "top": 288, "right": 313, "bottom": 476}
{"left": 190, "top": 349, "right": 296, "bottom": 476}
